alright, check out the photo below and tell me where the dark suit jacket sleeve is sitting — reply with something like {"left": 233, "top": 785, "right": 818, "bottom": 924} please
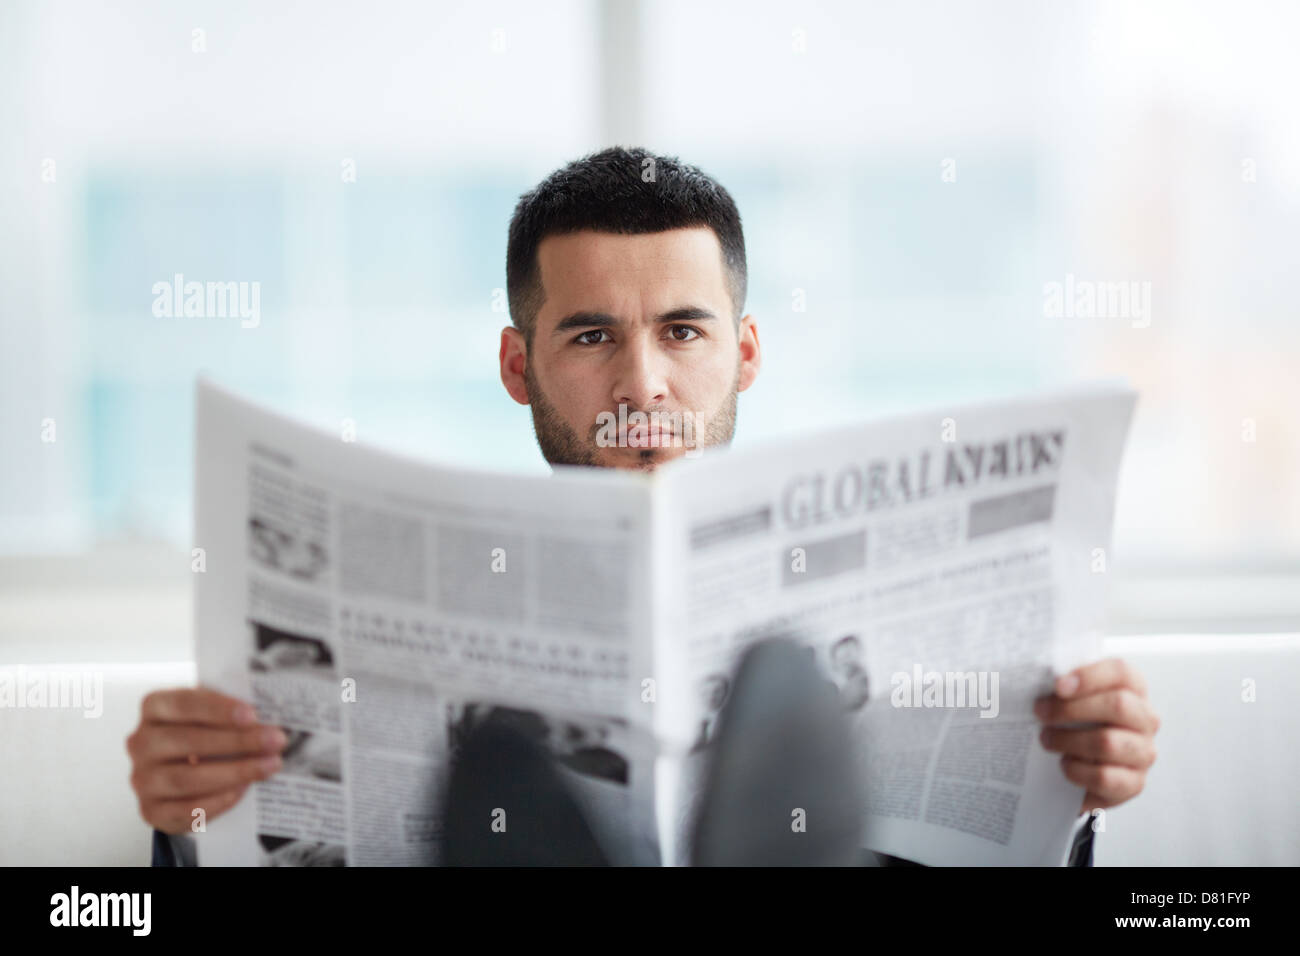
{"left": 1067, "top": 815, "right": 1096, "bottom": 867}
{"left": 151, "top": 829, "right": 198, "bottom": 867}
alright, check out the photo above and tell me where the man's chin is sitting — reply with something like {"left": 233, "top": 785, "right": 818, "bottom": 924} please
{"left": 596, "top": 444, "right": 692, "bottom": 472}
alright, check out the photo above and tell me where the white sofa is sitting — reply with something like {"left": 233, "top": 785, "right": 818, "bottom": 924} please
{"left": 1, "top": 661, "right": 195, "bottom": 865}
{"left": 2, "top": 636, "right": 1297, "bottom": 866}
{"left": 1091, "top": 634, "right": 1300, "bottom": 866}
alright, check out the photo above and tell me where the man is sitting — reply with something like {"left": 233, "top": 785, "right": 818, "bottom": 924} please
{"left": 133, "top": 146, "right": 1159, "bottom": 865}
{"left": 689, "top": 674, "right": 731, "bottom": 753}
{"left": 829, "top": 634, "right": 871, "bottom": 713}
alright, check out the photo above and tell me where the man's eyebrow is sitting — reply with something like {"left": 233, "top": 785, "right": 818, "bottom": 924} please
{"left": 656, "top": 306, "right": 717, "bottom": 324}
{"left": 551, "top": 306, "right": 718, "bottom": 336}
{"left": 552, "top": 311, "right": 618, "bottom": 335}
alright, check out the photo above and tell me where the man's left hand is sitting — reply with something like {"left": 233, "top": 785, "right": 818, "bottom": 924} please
{"left": 1035, "top": 658, "right": 1160, "bottom": 814}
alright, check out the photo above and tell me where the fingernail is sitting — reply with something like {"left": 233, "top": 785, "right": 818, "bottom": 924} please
{"left": 262, "top": 727, "right": 287, "bottom": 750}
{"left": 234, "top": 704, "right": 257, "bottom": 726}
{"left": 1057, "top": 674, "right": 1079, "bottom": 697}
{"left": 260, "top": 755, "right": 282, "bottom": 774}
{"left": 1033, "top": 698, "right": 1048, "bottom": 718}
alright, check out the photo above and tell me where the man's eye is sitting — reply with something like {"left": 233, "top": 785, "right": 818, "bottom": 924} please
{"left": 576, "top": 329, "right": 610, "bottom": 345}
{"left": 669, "top": 325, "right": 701, "bottom": 342}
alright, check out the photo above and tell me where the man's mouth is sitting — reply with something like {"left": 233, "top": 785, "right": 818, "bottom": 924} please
{"left": 620, "top": 422, "right": 674, "bottom": 448}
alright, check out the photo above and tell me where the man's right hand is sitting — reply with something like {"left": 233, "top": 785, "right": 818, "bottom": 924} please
{"left": 127, "top": 687, "right": 287, "bottom": 835}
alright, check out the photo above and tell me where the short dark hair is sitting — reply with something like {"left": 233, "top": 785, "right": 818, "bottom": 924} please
{"left": 505, "top": 146, "right": 747, "bottom": 344}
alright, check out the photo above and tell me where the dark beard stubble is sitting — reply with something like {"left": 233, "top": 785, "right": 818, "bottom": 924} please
{"left": 523, "top": 359, "right": 741, "bottom": 470}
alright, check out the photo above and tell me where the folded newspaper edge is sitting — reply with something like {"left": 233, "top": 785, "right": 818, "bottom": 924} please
{"left": 190, "top": 377, "right": 1137, "bottom": 866}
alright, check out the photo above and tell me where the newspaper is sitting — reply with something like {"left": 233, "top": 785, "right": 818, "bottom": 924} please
{"left": 191, "top": 378, "right": 1136, "bottom": 866}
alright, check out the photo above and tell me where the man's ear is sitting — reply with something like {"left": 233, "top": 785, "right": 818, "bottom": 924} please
{"left": 736, "top": 314, "right": 762, "bottom": 393}
{"left": 499, "top": 326, "right": 530, "bottom": 405}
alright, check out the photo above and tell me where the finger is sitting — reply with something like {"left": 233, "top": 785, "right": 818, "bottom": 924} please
{"left": 144, "top": 784, "right": 250, "bottom": 835}
{"left": 130, "top": 723, "right": 287, "bottom": 763}
{"left": 1040, "top": 726, "right": 1157, "bottom": 769}
{"left": 1055, "top": 657, "right": 1147, "bottom": 700}
{"left": 1035, "top": 688, "right": 1160, "bottom": 734}
{"left": 133, "top": 753, "right": 282, "bottom": 801}
{"left": 1061, "top": 756, "right": 1145, "bottom": 809}
{"left": 141, "top": 687, "right": 259, "bottom": 728}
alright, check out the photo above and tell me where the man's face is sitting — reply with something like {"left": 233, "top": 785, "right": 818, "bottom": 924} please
{"left": 500, "top": 226, "right": 761, "bottom": 471}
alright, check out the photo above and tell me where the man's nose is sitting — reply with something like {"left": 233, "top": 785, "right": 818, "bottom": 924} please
{"left": 611, "top": 336, "right": 668, "bottom": 409}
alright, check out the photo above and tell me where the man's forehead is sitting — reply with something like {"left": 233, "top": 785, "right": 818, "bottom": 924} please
{"left": 534, "top": 226, "right": 729, "bottom": 310}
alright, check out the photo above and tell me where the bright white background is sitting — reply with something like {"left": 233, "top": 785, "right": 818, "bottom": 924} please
{"left": 2, "top": 0, "right": 1298, "bottom": 658}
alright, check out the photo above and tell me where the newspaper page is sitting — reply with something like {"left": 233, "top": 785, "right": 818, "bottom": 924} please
{"left": 193, "top": 378, "right": 1134, "bottom": 866}
{"left": 192, "top": 379, "right": 661, "bottom": 866}
{"left": 649, "top": 383, "right": 1136, "bottom": 866}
